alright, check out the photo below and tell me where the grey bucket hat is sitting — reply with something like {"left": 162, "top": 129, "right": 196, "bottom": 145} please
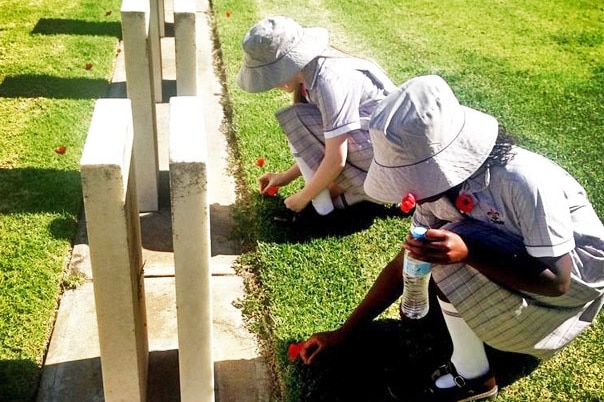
{"left": 236, "top": 16, "right": 329, "bottom": 93}
{"left": 364, "top": 75, "right": 498, "bottom": 204}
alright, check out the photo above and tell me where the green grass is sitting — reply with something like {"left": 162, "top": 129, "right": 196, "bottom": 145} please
{"left": 213, "top": 0, "right": 604, "bottom": 400}
{"left": 0, "top": 0, "right": 121, "bottom": 400}
{"left": 0, "top": 0, "right": 602, "bottom": 400}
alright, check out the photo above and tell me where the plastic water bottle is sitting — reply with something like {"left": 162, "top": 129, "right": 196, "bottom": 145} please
{"left": 288, "top": 141, "right": 334, "bottom": 216}
{"left": 400, "top": 226, "right": 432, "bottom": 319}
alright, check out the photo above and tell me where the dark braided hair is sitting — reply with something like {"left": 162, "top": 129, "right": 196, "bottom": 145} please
{"left": 484, "top": 125, "right": 516, "bottom": 167}
{"left": 444, "top": 125, "right": 516, "bottom": 202}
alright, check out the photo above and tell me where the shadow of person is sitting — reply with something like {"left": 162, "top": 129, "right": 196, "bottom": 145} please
{"left": 292, "top": 297, "right": 451, "bottom": 402}
{"left": 263, "top": 200, "right": 409, "bottom": 244}
{"left": 291, "top": 293, "right": 540, "bottom": 401}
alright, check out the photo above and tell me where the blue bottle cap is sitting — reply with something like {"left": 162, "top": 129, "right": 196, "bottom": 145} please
{"left": 411, "top": 226, "right": 427, "bottom": 240}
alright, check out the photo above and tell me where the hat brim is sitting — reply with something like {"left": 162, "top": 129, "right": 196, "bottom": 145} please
{"left": 237, "top": 27, "right": 329, "bottom": 93}
{"left": 364, "top": 106, "right": 498, "bottom": 204}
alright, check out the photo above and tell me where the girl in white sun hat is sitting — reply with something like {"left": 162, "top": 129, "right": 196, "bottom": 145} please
{"left": 237, "top": 16, "right": 396, "bottom": 219}
{"left": 298, "top": 75, "right": 604, "bottom": 401}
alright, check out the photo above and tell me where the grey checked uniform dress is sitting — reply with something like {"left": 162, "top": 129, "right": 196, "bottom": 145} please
{"left": 275, "top": 49, "right": 396, "bottom": 199}
{"left": 412, "top": 146, "right": 604, "bottom": 359}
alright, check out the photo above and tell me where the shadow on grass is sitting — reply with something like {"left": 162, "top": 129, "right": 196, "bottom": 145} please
{"left": 0, "top": 75, "right": 109, "bottom": 99}
{"left": 0, "top": 168, "right": 81, "bottom": 240}
{"left": 0, "top": 168, "right": 82, "bottom": 215}
{"left": 0, "top": 358, "right": 40, "bottom": 402}
{"left": 287, "top": 292, "right": 539, "bottom": 401}
{"left": 253, "top": 199, "right": 409, "bottom": 244}
{"left": 31, "top": 18, "right": 121, "bottom": 38}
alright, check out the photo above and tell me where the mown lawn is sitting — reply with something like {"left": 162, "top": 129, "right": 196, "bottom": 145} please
{"left": 0, "top": 0, "right": 602, "bottom": 401}
{"left": 0, "top": 0, "right": 121, "bottom": 400}
{"left": 212, "top": 0, "right": 604, "bottom": 400}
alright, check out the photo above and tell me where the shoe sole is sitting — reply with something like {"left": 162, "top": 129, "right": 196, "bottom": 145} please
{"left": 458, "top": 385, "right": 498, "bottom": 402}
{"left": 386, "top": 381, "right": 498, "bottom": 401}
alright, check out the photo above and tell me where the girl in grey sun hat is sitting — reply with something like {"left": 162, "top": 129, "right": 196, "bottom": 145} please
{"left": 298, "top": 75, "right": 604, "bottom": 401}
{"left": 363, "top": 74, "right": 498, "bottom": 204}
{"left": 237, "top": 16, "right": 329, "bottom": 93}
{"left": 237, "top": 16, "right": 396, "bottom": 218}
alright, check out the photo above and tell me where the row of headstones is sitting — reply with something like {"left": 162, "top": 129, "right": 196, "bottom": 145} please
{"left": 79, "top": 0, "right": 213, "bottom": 401}
{"left": 122, "top": 0, "right": 199, "bottom": 213}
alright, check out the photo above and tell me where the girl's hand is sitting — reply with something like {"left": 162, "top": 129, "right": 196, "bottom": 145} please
{"left": 258, "top": 172, "right": 284, "bottom": 194}
{"left": 404, "top": 228, "right": 469, "bottom": 265}
{"left": 285, "top": 191, "right": 311, "bottom": 212}
{"left": 300, "top": 329, "right": 346, "bottom": 365}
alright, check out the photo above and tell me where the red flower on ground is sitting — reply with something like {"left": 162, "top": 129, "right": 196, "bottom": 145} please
{"left": 225, "top": 10, "right": 231, "bottom": 18}
{"left": 455, "top": 193, "right": 474, "bottom": 214}
{"left": 266, "top": 186, "right": 279, "bottom": 197}
{"left": 400, "top": 193, "right": 416, "bottom": 213}
{"left": 54, "top": 146, "right": 67, "bottom": 155}
{"left": 255, "top": 158, "right": 265, "bottom": 167}
{"left": 287, "top": 342, "right": 304, "bottom": 361}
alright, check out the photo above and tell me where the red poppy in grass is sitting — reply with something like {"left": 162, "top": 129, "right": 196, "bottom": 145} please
{"left": 266, "top": 186, "right": 279, "bottom": 197}
{"left": 400, "top": 193, "right": 416, "bottom": 213}
{"left": 54, "top": 146, "right": 66, "bottom": 155}
{"left": 455, "top": 193, "right": 474, "bottom": 214}
{"left": 256, "top": 158, "right": 265, "bottom": 167}
{"left": 287, "top": 342, "right": 304, "bottom": 361}
{"left": 225, "top": 10, "right": 231, "bottom": 18}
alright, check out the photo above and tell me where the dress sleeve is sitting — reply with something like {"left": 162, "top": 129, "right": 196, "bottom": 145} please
{"left": 507, "top": 166, "right": 575, "bottom": 258}
{"left": 312, "top": 68, "right": 362, "bottom": 139}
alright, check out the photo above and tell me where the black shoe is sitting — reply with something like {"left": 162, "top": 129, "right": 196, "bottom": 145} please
{"left": 272, "top": 205, "right": 327, "bottom": 227}
{"left": 424, "top": 361, "right": 498, "bottom": 402}
{"left": 272, "top": 209, "right": 299, "bottom": 224}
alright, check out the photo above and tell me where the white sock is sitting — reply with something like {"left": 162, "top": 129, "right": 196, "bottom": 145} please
{"left": 436, "top": 298, "right": 490, "bottom": 389}
{"left": 295, "top": 162, "right": 333, "bottom": 215}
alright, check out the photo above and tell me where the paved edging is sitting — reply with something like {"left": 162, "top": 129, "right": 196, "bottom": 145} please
{"left": 37, "top": 0, "right": 271, "bottom": 400}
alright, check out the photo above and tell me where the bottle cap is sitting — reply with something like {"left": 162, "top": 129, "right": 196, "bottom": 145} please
{"left": 411, "top": 226, "right": 427, "bottom": 240}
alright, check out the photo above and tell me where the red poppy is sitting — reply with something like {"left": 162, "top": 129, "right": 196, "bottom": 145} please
{"left": 455, "top": 194, "right": 474, "bottom": 214}
{"left": 266, "top": 186, "right": 279, "bottom": 197}
{"left": 287, "top": 342, "right": 304, "bottom": 361}
{"left": 54, "top": 146, "right": 67, "bottom": 155}
{"left": 225, "top": 10, "right": 231, "bottom": 18}
{"left": 400, "top": 193, "right": 416, "bottom": 213}
{"left": 255, "top": 158, "right": 265, "bottom": 167}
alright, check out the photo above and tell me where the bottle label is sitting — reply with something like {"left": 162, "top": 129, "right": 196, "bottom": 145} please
{"left": 403, "top": 257, "right": 431, "bottom": 277}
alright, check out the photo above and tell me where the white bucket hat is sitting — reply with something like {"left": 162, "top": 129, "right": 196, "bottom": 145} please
{"left": 364, "top": 75, "right": 498, "bottom": 203}
{"left": 237, "top": 16, "right": 329, "bottom": 93}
